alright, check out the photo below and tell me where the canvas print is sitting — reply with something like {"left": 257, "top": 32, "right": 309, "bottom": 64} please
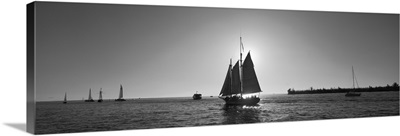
{"left": 27, "top": 1, "right": 399, "bottom": 134}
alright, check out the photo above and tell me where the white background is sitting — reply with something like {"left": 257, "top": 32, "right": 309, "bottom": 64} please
{"left": 0, "top": 0, "right": 399, "bottom": 136}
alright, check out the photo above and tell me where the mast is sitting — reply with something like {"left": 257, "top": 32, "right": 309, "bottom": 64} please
{"left": 240, "top": 36, "right": 244, "bottom": 96}
{"left": 352, "top": 66, "right": 355, "bottom": 89}
{"left": 230, "top": 58, "right": 232, "bottom": 96}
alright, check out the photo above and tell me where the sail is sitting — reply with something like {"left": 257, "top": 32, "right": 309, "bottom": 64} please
{"left": 64, "top": 92, "right": 67, "bottom": 102}
{"left": 119, "top": 85, "right": 123, "bottom": 99}
{"left": 242, "top": 52, "right": 262, "bottom": 94}
{"left": 99, "top": 88, "right": 103, "bottom": 100}
{"left": 88, "top": 88, "right": 93, "bottom": 100}
{"left": 220, "top": 63, "right": 232, "bottom": 96}
{"left": 231, "top": 61, "right": 241, "bottom": 94}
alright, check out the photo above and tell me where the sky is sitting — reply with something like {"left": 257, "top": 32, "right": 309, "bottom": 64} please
{"left": 34, "top": 2, "right": 399, "bottom": 101}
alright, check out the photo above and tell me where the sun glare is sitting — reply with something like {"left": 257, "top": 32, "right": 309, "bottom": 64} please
{"left": 241, "top": 93, "right": 260, "bottom": 99}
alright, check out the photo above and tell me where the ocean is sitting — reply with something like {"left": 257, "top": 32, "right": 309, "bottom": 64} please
{"left": 35, "top": 91, "right": 399, "bottom": 134}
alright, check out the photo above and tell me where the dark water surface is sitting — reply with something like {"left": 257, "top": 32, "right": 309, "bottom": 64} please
{"left": 36, "top": 91, "right": 399, "bottom": 134}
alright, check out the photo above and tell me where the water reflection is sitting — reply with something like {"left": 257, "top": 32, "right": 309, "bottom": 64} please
{"left": 221, "top": 104, "right": 262, "bottom": 124}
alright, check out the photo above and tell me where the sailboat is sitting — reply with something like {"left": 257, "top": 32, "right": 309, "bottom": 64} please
{"left": 98, "top": 88, "right": 103, "bottom": 102}
{"left": 85, "top": 88, "right": 95, "bottom": 102}
{"left": 345, "top": 66, "right": 361, "bottom": 97}
{"left": 115, "top": 84, "right": 126, "bottom": 101}
{"left": 218, "top": 37, "right": 262, "bottom": 105}
{"left": 63, "top": 92, "right": 67, "bottom": 104}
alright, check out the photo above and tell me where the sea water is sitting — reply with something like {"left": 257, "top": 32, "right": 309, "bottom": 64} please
{"left": 35, "top": 91, "right": 399, "bottom": 134}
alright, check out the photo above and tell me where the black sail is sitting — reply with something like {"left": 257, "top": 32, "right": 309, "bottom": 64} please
{"left": 99, "top": 88, "right": 103, "bottom": 100}
{"left": 242, "top": 52, "right": 262, "bottom": 94}
{"left": 64, "top": 92, "right": 67, "bottom": 102}
{"left": 119, "top": 85, "right": 124, "bottom": 99}
{"left": 88, "top": 88, "right": 93, "bottom": 100}
{"left": 231, "top": 61, "right": 242, "bottom": 94}
{"left": 220, "top": 64, "right": 232, "bottom": 96}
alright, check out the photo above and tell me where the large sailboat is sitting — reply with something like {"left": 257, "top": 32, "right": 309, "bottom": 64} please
{"left": 98, "top": 88, "right": 103, "bottom": 102}
{"left": 85, "top": 88, "right": 95, "bottom": 102}
{"left": 63, "top": 92, "right": 67, "bottom": 104}
{"left": 219, "top": 37, "right": 262, "bottom": 105}
{"left": 345, "top": 66, "right": 361, "bottom": 97}
{"left": 115, "top": 84, "right": 126, "bottom": 101}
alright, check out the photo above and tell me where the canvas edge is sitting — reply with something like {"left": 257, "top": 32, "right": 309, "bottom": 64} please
{"left": 23, "top": 1, "right": 400, "bottom": 135}
{"left": 27, "top": 1, "right": 36, "bottom": 134}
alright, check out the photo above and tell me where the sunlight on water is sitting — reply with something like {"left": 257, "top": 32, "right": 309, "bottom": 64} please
{"left": 36, "top": 91, "right": 399, "bottom": 134}
{"left": 242, "top": 105, "right": 261, "bottom": 109}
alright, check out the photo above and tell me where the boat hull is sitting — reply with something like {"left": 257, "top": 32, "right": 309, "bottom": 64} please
{"left": 193, "top": 94, "right": 202, "bottom": 100}
{"left": 193, "top": 97, "right": 201, "bottom": 100}
{"left": 84, "top": 99, "right": 95, "bottom": 102}
{"left": 223, "top": 97, "right": 260, "bottom": 105}
{"left": 115, "top": 99, "right": 126, "bottom": 101}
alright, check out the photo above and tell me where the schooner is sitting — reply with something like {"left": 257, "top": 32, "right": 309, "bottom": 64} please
{"left": 219, "top": 37, "right": 262, "bottom": 105}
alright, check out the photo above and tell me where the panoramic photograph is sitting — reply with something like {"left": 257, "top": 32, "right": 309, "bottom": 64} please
{"left": 28, "top": 2, "right": 399, "bottom": 134}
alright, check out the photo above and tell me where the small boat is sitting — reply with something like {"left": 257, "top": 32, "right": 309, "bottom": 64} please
{"left": 85, "top": 88, "right": 95, "bottom": 102}
{"left": 345, "top": 66, "right": 361, "bottom": 97}
{"left": 193, "top": 91, "right": 202, "bottom": 100}
{"left": 63, "top": 92, "right": 67, "bottom": 104}
{"left": 98, "top": 88, "right": 103, "bottom": 102}
{"left": 115, "top": 84, "right": 126, "bottom": 101}
{"left": 218, "top": 36, "right": 262, "bottom": 105}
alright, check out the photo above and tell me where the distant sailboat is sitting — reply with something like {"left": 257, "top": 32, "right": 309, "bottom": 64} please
{"left": 115, "top": 84, "right": 126, "bottom": 101}
{"left": 98, "top": 88, "right": 103, "bottom": 102}
{"left": 85, "top": 88, "right": 95, "bottom": 102}
{"left": 63, "top": 92, "right": 67, "bottom": 104}
{"left": 219, "top": 37, "right": 262, "bottom": 105}
{"left": 345, "top": 66, "right": 361, "bottom": 97}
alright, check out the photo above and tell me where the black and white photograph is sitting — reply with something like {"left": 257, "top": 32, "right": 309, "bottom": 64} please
{"left": 1, "top": 0, "right": 400, "bottom": 136}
